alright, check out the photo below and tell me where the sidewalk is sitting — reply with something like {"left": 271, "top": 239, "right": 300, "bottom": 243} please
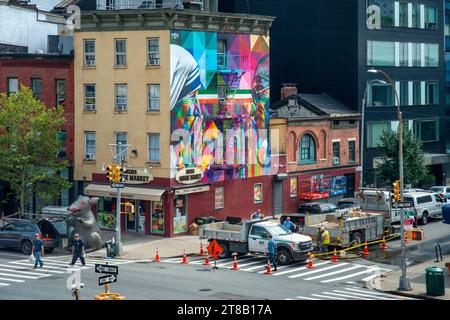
{"left": 88, "top": 230, "right": 203, "bottom": 260}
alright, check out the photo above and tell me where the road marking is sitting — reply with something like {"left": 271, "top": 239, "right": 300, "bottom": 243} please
{"left": 10, "top": 261, "right": 89, "bottom": 270}
{"left": 332, "top": 289, "right": 395, "bottom": 300}
{"left": 273, "top": 261, "right": 330, "bottom": 276}
{"left": 347, "top": 287, "right": 412, "bottom": 298}
{"left": 0, "top": 282, "right": 10, "bottom": 287}
{"left": 311, "top": 293, "right": 347, "bottom": 300}
{"left": 0, "top": 272, "right": 41, "bottom": 279}
{"left": 0, "top": 264, "right": 65, "bottom": 274}
{"left": 40, "top": 259, "right": 95, "bottom": 267}
{"left": 230, "top": 259, "right": 265, "bottom": 268}
{"left": 0, "top": 268, "right": 49, "bottom": 277}
{"left": 361, "top": 271, "right": 385, "bottom": 282}
{"left": 0, "top": 277, "right": 24, "bottom": 283}
{"left": 320, "top": 268, "right": 380, "bottom": 283}
{"left": 295, "top": 296, "right": 320, "bottom": 300}
{"left": 304, "top": 265, "right": 364, "bottom": 281}
{"left": 257, "top": 264, "right": 291, "bottom": 273}
{"left": 240, "top": 263, "right": 268, "bottom": 271}
{"left": 321, "top": 291, "right": 372, "bottom": 300}
{"left": 0, "top": 252, "right": 30, "bottom": 259}
{"left": 288, "top": 263, "right": 348, "bottom": 279}
{"left": 161, "top": 257, "right": 185, "bottom": 263}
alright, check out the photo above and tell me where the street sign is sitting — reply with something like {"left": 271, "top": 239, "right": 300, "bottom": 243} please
{"left": 95, "top": 264, "right": 119, "bottom": 275}
{"left": 395, "top": 201, "right": 413, "bottom": 209}
{"left": 98, "top": 274, "right": 117, "bottom": 286}
{"left": 111, "top": 183, "right": 125, "bottom": 188}
{"left": 207, "top": 240, "right": 223, "bottom": 260}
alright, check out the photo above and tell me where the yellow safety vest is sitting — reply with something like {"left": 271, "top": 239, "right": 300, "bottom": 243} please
{"left": 322, "top": 230, "right": 330, "bottom": 245}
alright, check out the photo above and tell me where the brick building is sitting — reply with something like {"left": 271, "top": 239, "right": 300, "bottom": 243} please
{"left": 0, "top": 53, "right": 75, "bottom": 212}
{"left": 270, "top": 85, "right": 361, "bottom": 213}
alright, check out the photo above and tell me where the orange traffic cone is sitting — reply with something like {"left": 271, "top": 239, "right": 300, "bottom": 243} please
{"left": 380, "top": 237, "right": 388, "bottom": 250}
{"left": 200, "top": 243, "right": 205, "bottom": 256}
{"left": 155, "top": 248, "right": 160, "bottom": 262}
{"left": 308, "top": 254, "right": 314, "bottom": 269}
{"left": 331, "top": 248, "right": 339, "bottom": 263}
{"left": 264, "top": 259, "right": 272, "bottom": 275}
{"left": 363, "top": 242, "right": 369, "bottom": 255}
{"left": 232, "top": 255, "right": 238, "bottom": 270}
{"left": 203, "top": 252, "right": 211, "bottom": 266}
{"left": 181, "top": 249, "right": 187, "bottom": 264}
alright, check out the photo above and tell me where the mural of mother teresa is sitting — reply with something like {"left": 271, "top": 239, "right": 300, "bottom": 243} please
{"left": 169, "top": 32, "right": 270, "bottom": 182}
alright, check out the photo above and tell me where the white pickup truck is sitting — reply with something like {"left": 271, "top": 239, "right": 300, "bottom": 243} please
{"left": 199, "top": 218, "right": 313, "bottom": 265}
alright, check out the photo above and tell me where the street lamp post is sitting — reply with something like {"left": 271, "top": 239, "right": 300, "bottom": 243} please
{"left": 361, "top": 79, "right": 387, "bottom": 191}
{"left": 368, "top": 68, "right": 411, "bottom": 291}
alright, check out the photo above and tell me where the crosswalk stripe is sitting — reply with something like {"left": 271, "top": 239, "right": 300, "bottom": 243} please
{"left": 361, "top": 272, "right": 384, "bottom": 282}
{"left": 233, "top": 259, "right": 266, "bottom": 269}
{"left": 322, "top": 291, "right": 372, "bottom": 300}
{"left": 304, "top": 265, "right": 364, "bottom": 281}
{"left": 161, "top": 257, "right": 184, "bottom": 263}
{"left": 0, "top": 264, "right": 65, "bottom": 274}
{"left": 333, "top": 289, "right": 395, "bottom": 300}
{"left": 11, "top": 261, "right": 89, "bottom": 270}
{"left": 288, "top": 263, "right": 348, "bottom": 279}
{"left": 0, "top": 277, "right": 25, "bottom": 283}
{"left": 0, "top": 272, "right": 41, "bottom": 279}
{"left": 273, "top": 261, "right": 329, "bottom": 276}
{"left": 257, "top": 264, "right": 291, "bottom": 273}
{"left": 0, "top": 282, "right": 11, "bottom": 286}
{"left": 320, "top": 268, "right": 380, "bottom": 283}
{"left": 347, "top": 287, "right": 407, "bottom": 298}
{"left": 38, "top": 260, "right": 95, "bottom": 267}
{"left": 240, "top": 264, "right": 267, "bottom": 271}
{"left": 0, "top": 268, "right": 48, "bottom": 277}
{"left": 311, "top": 293, "right": 347, "bottom": 300}
{"left": 295, "top": 296, "right": 320, "bottom": 300}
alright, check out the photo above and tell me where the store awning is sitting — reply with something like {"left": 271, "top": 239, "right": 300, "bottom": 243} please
{"left": 84, "top": 184, "right": 165, "bottom": 201}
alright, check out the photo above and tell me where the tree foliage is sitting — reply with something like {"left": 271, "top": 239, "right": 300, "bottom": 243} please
{"left": 0, "top": 86, "right": 71, "bottom": 218}
{"left": 378, "top": 123, "right": 432, "bottom": 187}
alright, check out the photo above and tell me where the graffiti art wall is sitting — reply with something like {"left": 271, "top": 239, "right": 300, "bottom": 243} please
{"left": 169, "top": 30, "right": 270, "bottom": 183}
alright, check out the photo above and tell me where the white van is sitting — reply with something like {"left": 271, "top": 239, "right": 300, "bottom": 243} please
{"left": 403, "top": 192, "right": 443, "bottom": 225}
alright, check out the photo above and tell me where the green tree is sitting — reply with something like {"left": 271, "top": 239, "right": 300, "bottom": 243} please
{"left": 377, "top": 123, "right": 433, "bottom": 187}
{"left": 0, "top": 86, "right": 71, "bottom": 219}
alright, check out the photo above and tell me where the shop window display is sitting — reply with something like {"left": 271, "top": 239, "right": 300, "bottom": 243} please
{"left": 174, "top": 195, "right": 187, "bottom": 234}
{"left": 151, "top": 201, "right": 164, "bottom": 234}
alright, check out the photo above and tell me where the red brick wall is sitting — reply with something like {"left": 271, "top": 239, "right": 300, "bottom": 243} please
{"left": 0, "top": 56, "right": 74, "bottom": 162}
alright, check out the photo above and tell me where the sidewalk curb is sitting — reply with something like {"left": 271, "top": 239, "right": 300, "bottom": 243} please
{"left": 379, "top": 289, "right": 447, "bottom": 300}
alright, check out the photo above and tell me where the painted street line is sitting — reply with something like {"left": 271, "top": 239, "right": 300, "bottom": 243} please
{"left": 304, "top": 265, "right": 364, "bottom": 281}
{"left": 321, "top": 291, "right": 373, "bottom": 300}
{"left": 273, "top": 261, "right": 330, "bottom": 276}
{"left": 332, "top": 289, "right": 395, "bottom": 300}
{"left": 288, "top": 263, "right": 348, "bottom": 279}
{"left": 0, "top": 272, "right": 42, "bottom": 279}
{"left": 0, "top": 277, "right": 25, "bottom": 283}
{"left": 320, "top": 268, "right": 381, "bottom": 283}
{"left": 347, "top": 287, "right": 414, "bottom": 299}
{"left": 311, "top": 293, "right": 347, "bottom": 300}
{"left": 294, "top": 296, "right": 319, "bottom": 300}
{"left": 0, "top": 268, "right": 49, "bottom": 277}
{"left": 0, "top": 264, "right": 65, "bottom": 274}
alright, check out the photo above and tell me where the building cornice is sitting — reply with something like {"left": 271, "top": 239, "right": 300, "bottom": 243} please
{"left": 77, "top": 9, "right": 275, "bottom": 35}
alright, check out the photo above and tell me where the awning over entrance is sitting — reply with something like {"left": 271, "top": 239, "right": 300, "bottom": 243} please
{"left": 84, "top": 184, "right": 165, "bottom": 201}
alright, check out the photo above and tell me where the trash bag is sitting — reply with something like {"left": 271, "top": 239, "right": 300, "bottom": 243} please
{"left": 29, "top": 254, "right": 35, "bottom": 263}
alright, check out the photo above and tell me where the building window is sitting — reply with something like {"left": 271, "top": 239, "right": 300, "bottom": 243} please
{"left": 55, "top": 80, "right": 66, "bottom": 106}
{"left": 413, "top": 81, "right": 421, "bottom": 105}
{"left": 348, "top": 140, "right": 356, "bottom": 163}
{"left": 84, "top": 84, "right": 96, "bottom": 111}
{"left": 425, "top": 5, "right": 438, "bottom": 30}
{"left": 148, "top": 133, "right": 160, "bottom": 162}
{"left": 31, "top": 78, "right": 42, "bottom": 100}
{"left": 368, "top": 0, "right": 394, "bottom": 27}
{"left": 332, "top": 141, "right": 340, "bottom": 165}
{"left": 217, "top": 40, "right": 226, "bottom": 67}
{"left": 105, "top": 0, "right": 116, "bottom": 10}
{"left": 115, "top": 132, "right": 127, "bottom": 162}
{"left": 411, "top": 3, "right": 420, "bottom": 28}
{"left": 414, "top": 119, "right": 439, "bottom": 142}
{"left": 115, "top": 84, "right": 127, "bottom": 112}
{"left": 426, "top": 81, "right": 439, "bottom": 105}
{"left": 368, "top": 82, "right": 394, "bottom": 107}
{"left": 412, "top": 43, "right": 421, "bottom": 67}
{"left": 84, "top": 132, "right": 96, "bottom": 160}
{"left": 147, "top": 84, "right": 160, "bottom": 111}
{"left": 57, "top": 130, "right": 66, "bottom": 158}
{"left": 7, "top": 78, "right": 18, "bottom": 96}
{"left": 399, "top": 81, "right": 408, "bottom": 106}
{"left": 368, "top": 122, "right": 390, "bottom": 148}
{"left": 398, "top": 42, "right": 408, "bottom": 67}
{"left": 367, "top": 41, "right": 395, "bottom": 66}
{"left": 398, "top": 2, "right": 408, "bottom": 27}
{"left": 83, "top": 39, "right": 96, "bottom": 66}
{"left": 147, "top": 38, "right": 160, "bottom": 65}
{"left": 425, "top": 44, "right": 439, "bottom": 67}
{"left": 115, "top": 39, "right": 127, "bottom": 67}
{"left": 299, "top": 134, "right": 316, "bottom": 164}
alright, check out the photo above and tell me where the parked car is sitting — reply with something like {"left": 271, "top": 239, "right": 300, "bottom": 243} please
{"left": 429, "top": 186, "right": 450, "bottom": 200}
{"left": 403, "top": 191, "right": 443, "bottom": 225}
{"left": 336, "top": 198, "right": 358, "bottom": 209}
{"left": 0, "top": 218, "right": 62, "bottom": 254}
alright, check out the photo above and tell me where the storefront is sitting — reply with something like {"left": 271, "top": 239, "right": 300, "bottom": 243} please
{"left": 173, "top": 185, "right": 210, "bottom": 234}
{"left": 84, "top": 184, "right": 166, "bottom": 235}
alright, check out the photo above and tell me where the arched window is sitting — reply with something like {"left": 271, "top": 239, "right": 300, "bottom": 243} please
{"left": 299, "top": 134, "right": 316, "bottom": 164}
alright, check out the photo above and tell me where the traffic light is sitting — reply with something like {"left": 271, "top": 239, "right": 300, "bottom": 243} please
{"left": 393, "top": 180, "right": 400, "bottom": 201}
{"left": 114, "top": 165, "right": 123, "bottom": 183}
{"left": 106, "top": 164, "right": 115, "bottom": 182}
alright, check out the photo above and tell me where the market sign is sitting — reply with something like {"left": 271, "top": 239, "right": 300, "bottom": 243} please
{"left": 175, "top": 167, "right": 203, "bottom": 185}
{"left": 174, "top": 185, "right": 210, "bottom": 195}
{"left": 122, "top": 168, "right": 153, "bottom": 184}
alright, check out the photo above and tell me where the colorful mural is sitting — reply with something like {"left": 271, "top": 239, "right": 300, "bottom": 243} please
{"left": 169, "top": 30, "right": 270, "bottom": 183}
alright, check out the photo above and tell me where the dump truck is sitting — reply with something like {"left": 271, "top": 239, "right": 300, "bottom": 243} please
{"left": 199, "top": 218, "right": 313, "bottom": 265}
{"left": 300, "top": 190, "right": 402, "bottom": 248}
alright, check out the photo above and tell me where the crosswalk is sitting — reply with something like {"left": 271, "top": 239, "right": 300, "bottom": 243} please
{"left": 0, "top": 255, "right": 135, "bottom": 289}
{"left": 160, "top": 255, "right": 392, "bottom": 285}
{"left": 287, "top": 287, "right": 416, "bottom": 300}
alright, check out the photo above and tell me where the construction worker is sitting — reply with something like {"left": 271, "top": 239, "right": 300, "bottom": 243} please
{"left": 320, "top": 227, "right": 331, "bottom": 254}
{"left": 251, "top": 209, "right": 261, "bottom": 220}
{"left": 282, "top": 217, "right": 296, "bottom": 232}
{"left": 267, "top": 233, "right": 277, "bottom": 271}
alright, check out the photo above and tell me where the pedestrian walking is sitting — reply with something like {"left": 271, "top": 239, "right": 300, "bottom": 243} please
{"left": 69, "top": 233, "right": 86, "bottom": 267}
{"left": 320, "top": 227, "right": 331, "bottom": 254}
{"left": 31, "top": 233, "right": 44, "bottom": 270}
{"left": 282, "top": 217, "right": 296, "bottom": 232}
{"left": 267, "top": 233, "right": 277, "bottom": 271}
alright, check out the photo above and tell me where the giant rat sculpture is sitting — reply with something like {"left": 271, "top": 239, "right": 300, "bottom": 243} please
{"left": 66, "top": 195, "right": 103, "bottom": 252}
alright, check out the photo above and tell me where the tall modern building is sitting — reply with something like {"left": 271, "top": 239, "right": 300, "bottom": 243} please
{"left": 222, "top": 0, "right": 450, "bottom": 187}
